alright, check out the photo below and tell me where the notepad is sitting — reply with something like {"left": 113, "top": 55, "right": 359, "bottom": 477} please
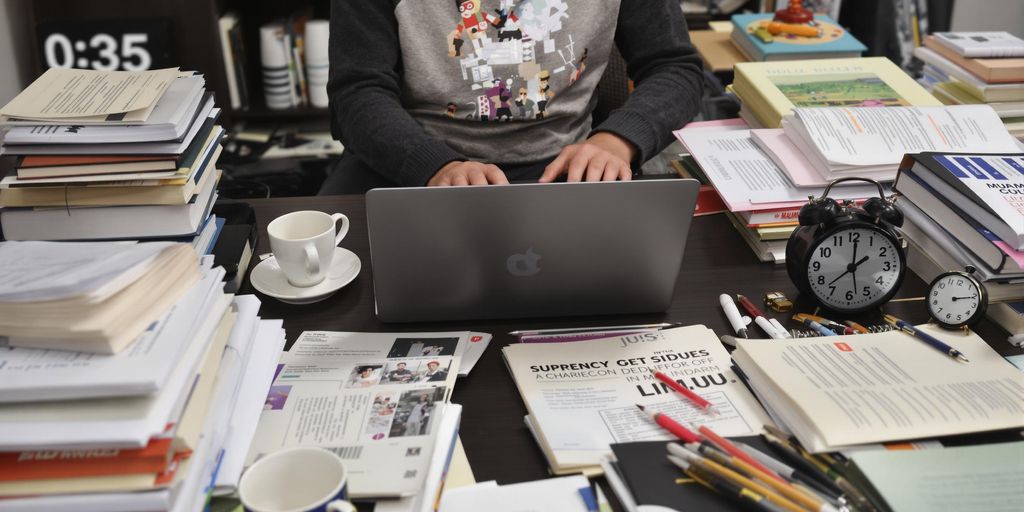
{"left": 849, "top": 442, "right": 1024, "bottom": 512}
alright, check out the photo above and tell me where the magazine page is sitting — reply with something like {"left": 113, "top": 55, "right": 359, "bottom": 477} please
{"left": 245, "top": 331, "right": 468, "bottom": 499}
{"left": 503, "top": 325, "right": 771, "bottom": 471}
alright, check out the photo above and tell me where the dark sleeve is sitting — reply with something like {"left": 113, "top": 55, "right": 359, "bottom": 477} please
{"left": 591, "top": 0, "right": 705, "bottom": 164}
{"left": 328, "top": 0, "right": 465, "bottom": 186}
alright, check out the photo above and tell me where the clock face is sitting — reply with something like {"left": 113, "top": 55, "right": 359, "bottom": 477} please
{"left": 806, "top": 226, "right": 903, "bottom": 311}
{"left": 928, "top": 273, "right": 983, "bottom": 327}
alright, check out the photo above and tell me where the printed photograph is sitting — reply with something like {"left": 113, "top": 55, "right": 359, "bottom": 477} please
{"left": 770, "top": 73, "right": 909, "bottom": 108}
{"left": 264, "top": 385, "right": 291, "bottom": 410}
{"left": 389, "top": 387, "right": 447, "bottom": 438}
{"left": 416, "top": 359, "right": 452, "bottom": 383}
{"left": 382, "top": 361, "right": 418, "bottom": 384}
{"left": 386, "top": 337, "right": 459, "bottom": 359}
{"left": 365, "top": 392, "right": 398, "bottom": 439}
{"left": 344, "top": 364, "right": 384, "bottom": 388}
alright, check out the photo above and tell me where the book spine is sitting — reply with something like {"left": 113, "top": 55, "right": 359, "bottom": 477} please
{"left": 0, "top": 440, "right": 173, "bottom": 482}
{"left": 694, "top": 186, "right": 728, "bottom": 217}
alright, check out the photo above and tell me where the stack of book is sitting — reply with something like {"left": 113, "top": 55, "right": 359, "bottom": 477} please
{"left": 893, "top": 152, "right": 1024, "bottom": 331}
{"left": 0, "top": 242, "right": 286, "bottom": 511}
{"left": 0, "top": 67, "right": 225, "bottom": 251}
{"left": 730, "top": 57, "right": 942, "bottom": 128}
{"left": 914, "top": 32, "right": 1024, "bottom": 140}
{"left": 729, "top": 13, "right": 866, "bottom": 62}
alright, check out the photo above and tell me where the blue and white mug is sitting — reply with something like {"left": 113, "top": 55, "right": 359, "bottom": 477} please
{"left": 239, "top": 447, "right": 355, "bottom": 512}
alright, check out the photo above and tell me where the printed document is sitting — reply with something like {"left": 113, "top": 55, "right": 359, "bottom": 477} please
{"left": 245, "top": 331, "right": 469, "bottom": 498}
{"left": 675, "top": 127, "right": 877, "bottom": 210}
{"left": 789, "top": 105, "right": 1020, "bottom": 166}
{"left": 503, "top": 325, "right": 772, "bottom": 472}
{"left": 0, "top": 67, "right": 179, "bottom": 122}
{"left": 733, "top": 325, "right": 1024, "bottom": 452}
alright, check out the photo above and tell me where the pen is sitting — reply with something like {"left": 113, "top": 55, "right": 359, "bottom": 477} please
{"left": 667, "top": 455, "right": 787, "bottom": 512}
{"left": 635, "top": 404, "right": 701, "bottom": 443}
{"left": 762, "top": 429, "right": 876, "bottom": 512}
{"left": 843, "top": 320, "right": 870, "bottom": 334}
{"left": 769, "top": 318, "right": 792, "bottom": 338}
{"left": 734, "top": 441, "right": 844, "bottom": 503}
{"left": 759, "top": 434, "right": 842, "bottom": 496}
{"left": 793, "top": 314, "right": 855, "bottom": 335}
{"left": 792, "top": 316, "right": 837, "bottom": 337}
{"left": 883, "top": 315, "right": 970, "bottom": 363}
{"left": 697, "top": 425, "right": 782, "bottom": 484}
{"left": 668, "top": 446, "right": 806, "bottom": 512}
{"left": 720, "top": 294, "right": 749, "bottom": 338}
{"left": 682, "top": 443, "right": 839, "bottom": 512}
{"left": 737, "top": 294, "right": 786, "bottom": 339}
{"left": 649, "top": 368, "right": 717, "bottom": 414}
{"left": 507, "top": 322, "right": 679, "bottom": 336}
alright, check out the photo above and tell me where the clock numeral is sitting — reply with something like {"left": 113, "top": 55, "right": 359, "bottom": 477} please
{"left": 883, "top": 261, "right": 892, "bottom": 272}
{"left": 938, "top": 283, "right": 945, "bottom": 289}
{"left": 932, "top": 300, "right": 938, "bottom": 305}
{"left": 845, "top": 291, "right": 854, "bottom": 301}
{"left": 869, "top": 236, "right": 875, "bottom": 247}
{"left": 848, "top": 232, "right": 861, "bottom": 243}
{"left": 819, "top": 247, "right": 832, "bottom": 258}
{"left": 938, "top": 307, "right": 944, "bottom": 313}
{"left": 956, "top": 279, "right": 964, "bottom": 286}
{"left": 812, "top": 261, "right": 821, "bottom": 272}
{"left": 829, "top": 286, "right": 836, "bottom": 296}
{"left": 876, "top": 276, "right": 884, "bottom": 285}
{"left": 44, "top": 33, "right": 74, "bottom": 68}
{"left": 121, "top": 33, "right": 151, "bottom": 71}
{"left": 879, "top": 247, "right": 887, "bottom": 257}
{"left": 972, "top": 303, "right": 977, "bottom": 308}
{"left": 832, "top": 236, "right": 844, "bottom": 247}
{"left": 91, "top": 33, "right": 119, "bottom": 71}
{"left": 862, "top": 286, "right": 870, "bottom": 297}
{"left": 817, "top": 275, "right": 825, "bottom": 285}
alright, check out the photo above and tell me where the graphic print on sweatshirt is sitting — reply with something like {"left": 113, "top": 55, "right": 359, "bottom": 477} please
{"left": 442, "top": 0, "right": 588, "bottom": 121}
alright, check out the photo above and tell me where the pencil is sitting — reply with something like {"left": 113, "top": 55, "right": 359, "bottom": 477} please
{"left": 668, "top": 445, "right": 807, "bottom": 512}
{"left": 684, "top": 443, "right": 838, "bottom": 512}
{"left": 697, "top": 425, "right": 783, "bottom": 482}
{"left": 635, "top": 404, "right": 701, "bottom": 443}
{"left": 668, "top": 455, "right": 787, "bottom": 512}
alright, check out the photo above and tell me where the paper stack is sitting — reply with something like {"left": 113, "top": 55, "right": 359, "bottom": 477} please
{"left": 0, "top": 68, "right": 225, "bottom": 251}
{"left": 0, "top": 250, "right": 287, "bottom": 512}
{"left": 914, "top": 32, "right": 1024, "bottom": 140}
{"left": 893, "top": 152, "right": 1024, "bottom": 307}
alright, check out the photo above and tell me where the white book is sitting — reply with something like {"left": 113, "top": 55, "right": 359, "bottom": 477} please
{"left": 2, "top": 77, "right": 206, "bottom": 145}
{"left": 0, "top": 266, "right": 225, "bottom": 402}
{"left": 934, "top": 31, "right": 1024, "bottom": 58}
{"left": 219, "top": 13, "right": 242, "bottom": 109}
{"left": 0, "top": 293, "right": 232, "bottom": 451}
{"left": 913, "top": 47, "right": 1024, "bottom": 102}
{"left": 732, "top": 328, "right": 1024, "bottom": 453}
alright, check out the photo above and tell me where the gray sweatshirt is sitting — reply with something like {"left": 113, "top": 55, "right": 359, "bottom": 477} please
{"left": 328, "top": 0, "right": 704, "bottom": 186}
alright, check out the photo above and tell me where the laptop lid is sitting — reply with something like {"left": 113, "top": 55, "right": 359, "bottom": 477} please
{"left": 365, "top": 179, "right": 700, "bottom": 322}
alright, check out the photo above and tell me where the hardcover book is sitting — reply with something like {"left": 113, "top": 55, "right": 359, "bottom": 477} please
{"left": 730, "top": 14, "right": 865, "bottom": 62}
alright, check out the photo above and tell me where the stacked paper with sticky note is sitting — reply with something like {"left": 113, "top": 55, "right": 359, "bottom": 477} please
{"left": 0, "top": 68, "right": 224, "bottom": 249}
{"left": 0, "top": 247, "right": 287, "bottom": 511}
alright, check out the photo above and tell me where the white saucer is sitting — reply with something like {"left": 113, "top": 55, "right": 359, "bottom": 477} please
{"left": 250, "top": 247, "right": 361, "bottom": 304}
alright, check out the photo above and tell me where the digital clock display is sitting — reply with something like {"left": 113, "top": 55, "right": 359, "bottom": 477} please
{"left": 36, "top": 20, "right": 173, "bottom": 72}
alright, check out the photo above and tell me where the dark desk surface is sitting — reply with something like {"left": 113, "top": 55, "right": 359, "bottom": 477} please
{"left": 238, "top": 194, "right": 1017, "bottom": 488}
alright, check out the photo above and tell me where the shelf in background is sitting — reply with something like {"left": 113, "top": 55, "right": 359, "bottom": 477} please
{"left": 232, "top": 106, "right": 329, "bottom": 121}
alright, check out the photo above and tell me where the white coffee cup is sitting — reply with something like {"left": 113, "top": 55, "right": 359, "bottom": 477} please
{"left": 239, "top": 447, "right": 355, "bottom": 512}
{"left": 267, "top": 210, "right": 350, "bottom": 287}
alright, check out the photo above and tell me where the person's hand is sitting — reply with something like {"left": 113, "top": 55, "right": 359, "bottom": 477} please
{"left": 539, "top": 132, "right": 637, "bottom": 183}
{"left": 428, "top": 161, "right": 509, "bottom": 186}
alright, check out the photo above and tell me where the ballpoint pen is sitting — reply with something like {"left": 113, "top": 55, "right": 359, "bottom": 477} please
{"left": 668, "top": 446, "right": 806, "bottom": 512}
{"left": 737, "top": 294, "right": 786, "bottom": 339}
{"left": 667, "top": 455, "right": 786, "bottom": 512}
{"left": 720, "top": 294, "right": 749, "bottom": 338}
{"left": 733, "top": 441, "right": 843, "bottom": 504}
{"left": 793, "top": 314, "right": 855, "bottom": 335}
{"left": 791, "top": 315, "right": 837, "bottom": 337}
{"left": 883, "top": 315, "right": 970, "bottom": 363}
{"left": 769, "top": 318, "right": 792, "bottom": 338}
{"left": 648, "top": 368, "right": 717, "bottom": 414}
{"left": 843, "top": 320, "right": 870, "bottom": 334}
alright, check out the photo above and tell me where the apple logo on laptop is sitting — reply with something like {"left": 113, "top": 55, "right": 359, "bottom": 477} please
{"left": 507, "top": 248, "right": 541, "bottom": 277}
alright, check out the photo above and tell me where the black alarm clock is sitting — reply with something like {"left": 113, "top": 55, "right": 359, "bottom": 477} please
{"left": 927, "top": 266, "right": 988, "bottom": 329}
{"left": 786, "top": 177, "right": 906, "bottom": 314}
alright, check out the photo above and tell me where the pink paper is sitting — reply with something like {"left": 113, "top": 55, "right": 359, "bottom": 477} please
{"left": 750, "top": 129, "right": 830, "bottom": 187}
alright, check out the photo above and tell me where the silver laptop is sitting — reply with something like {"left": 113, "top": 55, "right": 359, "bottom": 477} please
{"left": 365, "top": 179, "right": 700, "bottom": 322}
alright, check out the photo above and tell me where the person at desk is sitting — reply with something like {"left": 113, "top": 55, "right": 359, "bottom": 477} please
{"left": 321, "top": 0, "right": 704, "bottom": 193}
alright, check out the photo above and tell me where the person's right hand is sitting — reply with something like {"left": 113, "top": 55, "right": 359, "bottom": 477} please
{"left": 428, "top": 161, "right": 509, "bottom": 186}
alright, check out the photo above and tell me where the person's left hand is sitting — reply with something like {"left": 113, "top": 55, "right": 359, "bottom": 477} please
{"left": 539, "top": 132, "right": 637, "bottom": 183}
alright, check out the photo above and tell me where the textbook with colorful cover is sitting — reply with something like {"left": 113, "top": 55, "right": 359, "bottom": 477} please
{"left": 503, "top": 325, "right": 771, "bottom": 474}
{"left": 732, "top": 56, "right": 941, "bottom": 127}
{"left": 730, "top": 14, "right": 866, "bottom": 62}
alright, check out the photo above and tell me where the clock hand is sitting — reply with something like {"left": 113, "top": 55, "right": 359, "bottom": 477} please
{"left": 828, "top": 256, "right": 870, "bottom": 286}
{"left": 851, "top": 241, "right": 859, "bottom": 292}
{"left": 950, "top": 296, "right": 975, "bottom": 301}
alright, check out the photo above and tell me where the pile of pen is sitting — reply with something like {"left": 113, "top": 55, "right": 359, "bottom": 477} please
{"left": 664, "top": 424, "right": 877, "bottom": 512}
{"left": 719, "top": 293, "right": 897, "bottom": 341}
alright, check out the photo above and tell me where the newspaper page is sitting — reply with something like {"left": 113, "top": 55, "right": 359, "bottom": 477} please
{"left": 0, "top": 67, "right": 179, "bottom": 123}
{"left": 791, "top": 105, "right": 1019, "bottom": 166}
{"left": 245, "top": 331, "right": 468, "bottom": 499}
{"left": 503, "top": 325, "right": 772, "bottom": 472}
{"left": 733, "top": 325, "right": 1024, "bottom": 452}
